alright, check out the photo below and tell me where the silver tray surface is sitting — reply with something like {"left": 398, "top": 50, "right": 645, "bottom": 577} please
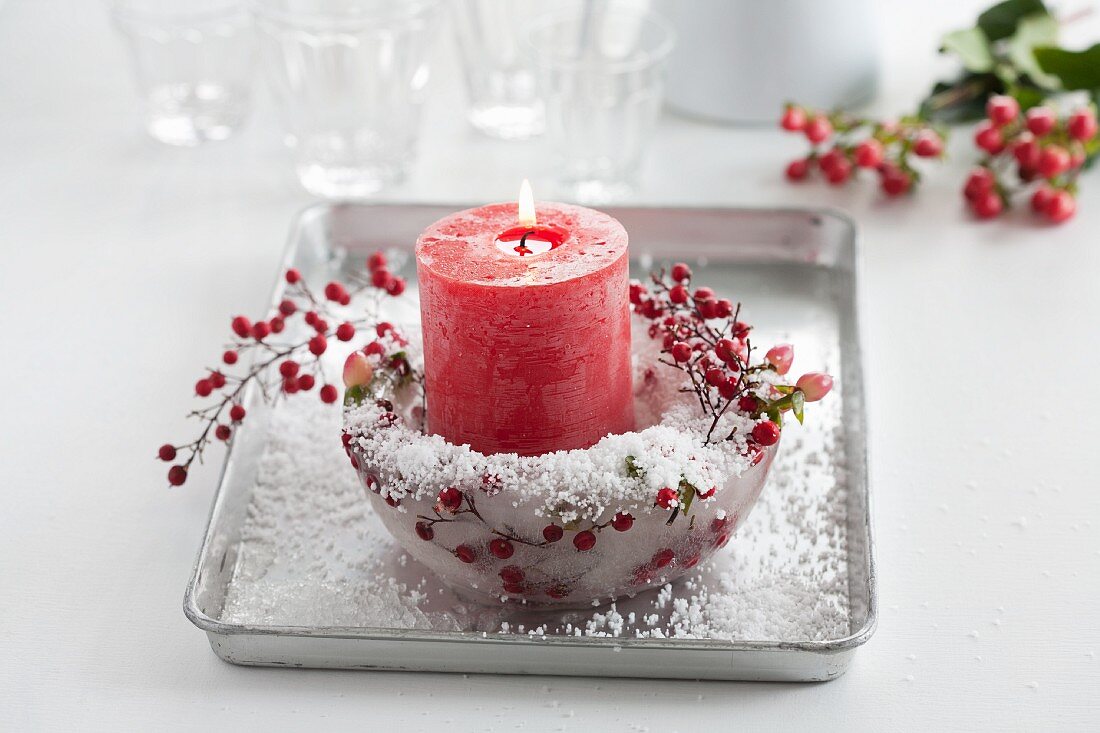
{"left": 184, "top": 203, "right": 875, "bottom": 681}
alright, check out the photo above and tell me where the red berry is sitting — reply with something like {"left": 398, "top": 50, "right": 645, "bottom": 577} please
{"left": 376, "top": 322, "right": 394, "bottom": 337}
{"left": 963, "top": 167, "right": 995, "bottom": 201}
{"left": 670, "top": 262, "right": 692, "bottom": 282}
{"left": 1045, "top": 190, "right": 1076, "bottom": 223}
{"left": 229, "top": 404, "right": 246, "bottom": 422}
{"left": 215, "top": 424, "right": 231, "bottom": 441}
{"left": 500, "top": 566, "right": 524, "bottom": 584}
{"left": 308, "top": 334, "right": 327, "bottom": 356}
{"left": 880, "top": 167, "right": 911, "bottom": 197}
{"left": 279, "top": 361, "right": 299, "bottom": 379}
{"left": 1068, "top": 109, "right": 1098, "bottom": 141}
{"left": 455, "top": 544, "right": 476, "bottom": 563}
{"left": 231, "top": 315, "right": 251, "bottom": 338}
{"left": 367, "top": 252, "right": 387, "bottom": 271}
{"left": 542, "top": 524, "right": 564, "bottom": 543}
{"left": 546, "top": 585, "right": 570, "bottom": 599}
{"left": 752, "top": 420, "right": 781, "bottom": 446}
{"left": 304, "top": 311, "right": 318, "bottom": 326}
{"left": 297, "top": 373, "right": 315, "bottom": 391}
{"left": 195, "top": 379, "right": 213, "bottom": 397}
{"left": 704, "top": 368, "right": 725, "bottom": 387}
{"left": 1013, "top": 136, "right": 1041, "bottom": 170}
{"left": 697, "top": 298, "right": 718, "bottom": 320}
{"left": 656, "top": 487, "right": 679, "bottom": 509}
{"left": 682, "top": 553, "right": 701, "bottom": 568}
{"left": 854, "top": 139, "right": 884, "bottom": 168}
{"left": 285, "top": 268, "right": 301, "bottom": 284}
{"left": 972, "top": 191, "right": 1003, "bottom": 219}
{"left": 1026, "top": 107, "right": 1056, "bottom": 136}
{"left": 335, "top": 322, "right": 355, "bottom": 342}
{"left": 825, "top": 158, "right": 852, "bottom": 185}
{"left": 986, "top": 95, "right": 1019, "bottom": 127}
{"left": 167, "top": 465, "right": 187, "bottom": 486}
{"left": 386, "top": 278, "right": 406, "bottom": 296}
{"left": 1038, "top": 145, "right": 1071, "bottom": 178}
{"left": 698, "top": 486, "right": 717, "bottom": 500}
{"left": 364, "top": 341, "right": 384, "bottom": 356}
{"left": 1031, "top": 186, "right": 1054, "bottom": 214}
{"left": 222, "top": 350, "right": 238, "bottom": 365}
{"left": 913, "top": 131, "right": 943, "bottom": 157}
{"left": 974, "top": 122, "right": 1004, "bottom": 154}
{"left": 320, "top": 384, "right": 338, "bottom": 403}
{"left": 738, "top": 395, "right": 758, "bottom": 412}
{"left": 209, "top": 371, "right": 226, "bottom": 389}
{"left": 324, "top": 282, "right": 346, "bottom": 302}
{"left": 312, "top": 318, "right": 328, "bottom": 334}
{"left": 611, "top": 512, "right": 634, "bottom": 532}
{"left": 371, "top": 269, "right": 393, "bottom": 288}
{"left": 785, "top": 159, "right": 810, "bottom": 181}
{"left": 718, "top": 378, "right": 738, "bottom": 400}
{"left": 251, "top": 320, "right": 271, "bottom": 341}
{"left": 489, "top": 538, "right": 514, "bottom": 559}
{"left": 438, "top": 487, "right": 462, "bottom": 511}
{"left": 652, "top": 548, "right": 675, "bottom": 569}
{"left": 415, "top": 522, "right": 434, "bottom": 541}
{"left": 670, "top": 341, "right": 692, "bottom": 362}
{"left": 714, "top": 299, "right": 733, "bottom": 319}
{"left": 270, "top": 316, "right": 285, "bottom": 334}
{"left": 715, "top": 338, "right": 737, "bottom": 363}
{"left": 780, "top": 106, "right": 806, "bottom": 131}
{"left": 669, "top": 284, "right": 689, "bottom": 304}
{"left": 573, "top": 530, "right": 596, "bottom": 551}
{"left": 817, "top": 147, "right": 845, "bottom": 173}
{"left": 282, "top": 377, "right": 299, "bottom": 394}
{"left": 804, "top": 115, "right": 832, "bottom": 144}
{"left": 158, "top": 444, "right": 176, "bottom": 461}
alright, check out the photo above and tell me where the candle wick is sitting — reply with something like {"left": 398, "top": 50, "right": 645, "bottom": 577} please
{"left": 516, "top": 229, "right": 534, "bottom": 256}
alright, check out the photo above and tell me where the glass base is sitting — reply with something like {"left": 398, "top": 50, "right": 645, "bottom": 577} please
{"left": 143, "top": 83, "right": 248, "bottom": 146}
{"left": 467, "top": 103, "right": 544, "bottom": 141}
{"left": 293, "top": 131, "right": 413, "bottom": 199}
{"left": 561, "top": 178, "right": 635, "bottom": 205}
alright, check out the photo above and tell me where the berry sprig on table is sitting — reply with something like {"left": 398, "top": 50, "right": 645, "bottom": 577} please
{"left": 781, "top": 105, "right": 946, "bottom": 196}
{"left": 964, "top": 95, "right": 1097, "bottom": 222}
{"left": 156, "top": 252, "right": 407, "bottom": 488}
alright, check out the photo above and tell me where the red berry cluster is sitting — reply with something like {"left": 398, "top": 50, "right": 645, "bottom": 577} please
{"left": 964, "top": 96, "right": 1097, "bottom": 223}
{"left": 781, "top": 105, "right": 945, "bottom": 196}
{"left": 158, "top": 251, "right": 406, "bottom": 487}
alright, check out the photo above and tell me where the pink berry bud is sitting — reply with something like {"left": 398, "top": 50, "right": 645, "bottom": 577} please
{"left": 765, "top": 344, "right": 794, "bottom": 375}
{"left": 796, "top": 372, "right": 834, "bottom": 402}
{"left": 343, "top": 352, "right": 374, "bottom": 388}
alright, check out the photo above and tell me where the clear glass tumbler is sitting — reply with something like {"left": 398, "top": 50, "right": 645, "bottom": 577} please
{"left": 253, "top": 0, "right": 441, "bottom": 199}
{"left": 111, "top": 0, "right": 255, "bottom": 146}
{"left": 451, "top": 0, "right": 547, "bottom": 140}
{"left": 527, "top": 8, "right": 675, "bottom": 203}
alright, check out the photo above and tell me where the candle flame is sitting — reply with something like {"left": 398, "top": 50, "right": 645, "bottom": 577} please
{"left": 518, "top": 179, "right": 536, "bottom": 227}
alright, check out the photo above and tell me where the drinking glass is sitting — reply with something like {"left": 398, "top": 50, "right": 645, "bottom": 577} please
{"left": 526, "top": 8, "right": 675, "bottom": 203}
{"left": 253, "top": 0, "right": 441, "bottom": 198}
{"left": 111, "top": 0, "right": 255, "bottom": 146}
{"left": 450, "top": 0, "right": 547, "bottom": 140}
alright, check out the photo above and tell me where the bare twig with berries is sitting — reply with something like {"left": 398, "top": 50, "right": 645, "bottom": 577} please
{"left": 156, "top": 252, "right": 410, "bottom": 488}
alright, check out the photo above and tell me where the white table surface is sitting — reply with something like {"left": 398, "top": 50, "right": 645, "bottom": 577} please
{"left": 3, "top": 1, "right": 1098, "bottom": 730}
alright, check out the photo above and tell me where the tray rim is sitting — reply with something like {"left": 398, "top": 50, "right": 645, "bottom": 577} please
{"left": 182, "top": 202, "right": 877, "bottom": 662}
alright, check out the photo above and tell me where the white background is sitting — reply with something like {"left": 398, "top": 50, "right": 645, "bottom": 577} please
{"left": 3, "top": 1, "right": 1099, "bottom": 730}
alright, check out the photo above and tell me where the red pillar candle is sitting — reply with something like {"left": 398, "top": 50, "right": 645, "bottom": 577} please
{"left": 415, "top": 195, "right": 633, "bottom": 456}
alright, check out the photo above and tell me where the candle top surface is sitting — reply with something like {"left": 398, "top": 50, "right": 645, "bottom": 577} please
{"left": 415, "top": 202, "right": 628, "bottom": 287}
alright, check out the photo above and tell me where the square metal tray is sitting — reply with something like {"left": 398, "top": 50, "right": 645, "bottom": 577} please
{"left": 184, "top": 203, "right": 875, "bottom": 681}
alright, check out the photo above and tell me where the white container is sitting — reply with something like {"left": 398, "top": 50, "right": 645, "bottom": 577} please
{"left": 659, "top": 0, "right": 878, "bottom": 124}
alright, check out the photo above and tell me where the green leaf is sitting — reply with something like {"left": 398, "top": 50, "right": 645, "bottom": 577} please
{"left": 791, "top": 390, "right": 806, "bottom": 425}
{"left": 920, "top": 75, "right": 1002, "bottom": 123}
{"left": 344, "top": 384, "right": 367, "bottom": 406}
{"left": 773, "top": 384, "right": 794, "bottom": 395}
{"left": 941, "top": 27, "right": 994, "bottom": 72}
{"left": 625, "top": 455, "right": 643, "bottom": 478}
{"left": 766, "top": 405, "right": 782, "bottom": 427}
{"left": 977, "top": 0, "right": 1048, "bottom": 43}
{"left": 678, "top": 478, "right": 697, "bottom": 517}
{"left": 1034, "top": 44, "right": 1100, "bottom": 91}
{"left": 1007, "top": 14, "right": 1061, "bottom": 89}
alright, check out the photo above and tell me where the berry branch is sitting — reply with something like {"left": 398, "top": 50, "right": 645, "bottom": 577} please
{"left": 157, "top": 253, "right": 408, "bottom": 487}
